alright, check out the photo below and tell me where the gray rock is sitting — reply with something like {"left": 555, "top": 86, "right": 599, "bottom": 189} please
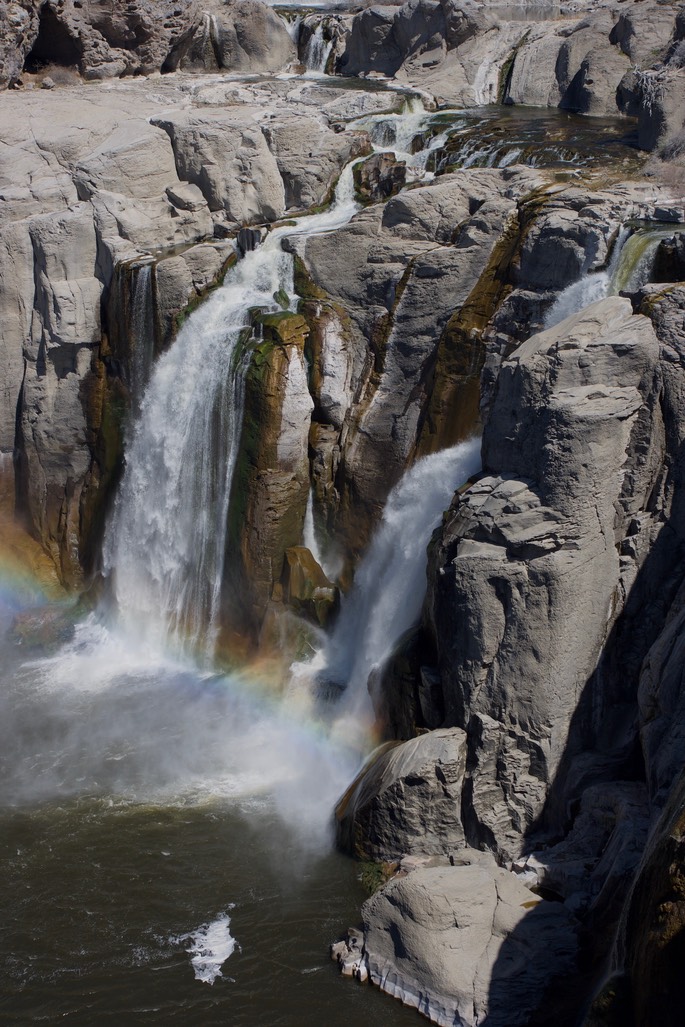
{"left": 152, "top": 110, "right": 286, "bottom": 222}
{"left": 179, "top": 0, "right": 295, "bottom": 74}
{"left": 362, "top": 864, "right": 577, "bottom": 1027}
{"left": 336, "top": 728, "right": 467, "bottom": 860}
{"left": 263, "top": 116, "right": 369, "bottom": 213}
{"left": 426, "top": 298, "right": 663, "bottom": 858}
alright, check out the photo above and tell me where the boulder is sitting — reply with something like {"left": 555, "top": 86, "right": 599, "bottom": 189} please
{"left": 363, "top": 864, "right": 578, "bottom": 1027}
{"left": 263, "top": 117, "right": 370, "bottom": 213}
{"left": 335, "top": 728, "right": 467, "bottom": 860}
{"left": 152, "top": 111, "right": 286, "bottom": 223}
{"left": 353, "top": 151, "right": 407, "bottom": 203}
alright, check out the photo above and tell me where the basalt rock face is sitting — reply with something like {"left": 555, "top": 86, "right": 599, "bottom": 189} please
{"left": 339, "top": 0, "right": 683, "bottom": 134}
{"left": 353, "top": 285, "right": 685, "bottom": 1025}
{"left": 22, "top": 0, "right": 200, "bottom": 82}
{"left": 291, "top": 166, "right": 545, "bottom": 563}
{"left": 426, "top": 297, "right": 663, "bottom": 859}
{"left": 362, "top": 861, "right": 578, "bottom": 1027}
{"left": 0, "top": 0, "right": 296, "bottom": 86}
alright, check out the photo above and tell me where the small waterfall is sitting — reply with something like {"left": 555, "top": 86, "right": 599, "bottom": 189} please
{"left": 610, "top": 226, "right": 676, "bottom": 293}
{"left": 321, "top": 438, "right": 482, "bottom": 732}
{"left": 282, "top": 13, "right": 303, "bottom": 45}
{"left": 351, "top": 99, "right": 454, "bottom": 181}
{"left": 302, "top": 23, "right": 334, "bottom": 74}
{"left": 303, "top": 490, "right": 325, "bottom": 569}
{"left": 544, "top": 224, "right": 675, "bottom": 329}
{"left": 129, "top": 261, "right": 155, "bottom": 411}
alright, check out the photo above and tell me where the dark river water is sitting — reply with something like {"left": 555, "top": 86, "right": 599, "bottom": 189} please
{"left": 0, "top": 617, "right": 421, "bottom": 1027}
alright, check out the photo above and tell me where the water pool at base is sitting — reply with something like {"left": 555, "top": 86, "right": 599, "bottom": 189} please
{"left": 0, "top": 797, "right": 423, "bottom": 1026}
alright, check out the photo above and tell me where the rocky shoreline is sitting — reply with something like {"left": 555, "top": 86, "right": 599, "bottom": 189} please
{"left": 2, "top": 1, "right": 685, "bottom": 1025}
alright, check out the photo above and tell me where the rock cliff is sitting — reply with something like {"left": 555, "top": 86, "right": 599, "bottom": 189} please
{"left": 2, "top": 1, "right": 685, "bottom": 1025}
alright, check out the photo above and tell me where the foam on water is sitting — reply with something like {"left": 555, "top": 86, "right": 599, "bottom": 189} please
{"left": 180, "top": 910, "right": 239, "bottom": 984}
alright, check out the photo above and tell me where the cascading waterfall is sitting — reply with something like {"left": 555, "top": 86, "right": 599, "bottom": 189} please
{"left": 351, "top": 98, "right": 454, "bottom": 181}
{"left": 297, "top": 439, "right": 482, "bottom": 744}
{"left": 104, "top": 159, "right": 362, "bottom": 659}
{"left": 545, "top": 224, "right": 679, "bottom": 329}
{"left": 302, "top": 23, "right": 334, "bottom": 74}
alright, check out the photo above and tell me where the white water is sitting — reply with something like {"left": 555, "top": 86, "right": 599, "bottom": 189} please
{"left": 103, "top": 159, "right": 361, "bottom": 659}
{"left": 545, "top": 225, "right": 673, "bottom": 329}
{"left": 307, "top": 438, "right": 482, "bottom": 741}
{"left": 351, "top": 98, "right": 454, "bottom": 182}
{"left": 0, "top": 155, "right": 373, "bottom": 845}
{"left": 4, "top": 127, "right": 480, "bottom": 858}
{"left": 183, "top": 911, "right": 239, "bottom": 984}
{"left": 303, "top": 23, "right": 334, "bottom": 74}
{"left": 303, "top": 490, "right": 326, "bottom": 570}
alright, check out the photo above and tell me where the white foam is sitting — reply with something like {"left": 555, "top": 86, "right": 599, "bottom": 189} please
{"left": 183, "top": 911, "right": 239, "bottom": 985}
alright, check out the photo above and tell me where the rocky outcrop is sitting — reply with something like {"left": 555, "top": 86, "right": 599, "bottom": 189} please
{"left": 23, "top": 0, "right": 200, "bottom": 82}
{"left": 223, "top": 311, "right": 313, "bottom": 638}
{"left": 0, "top": 73, "right": 386, "bottom": 585}
{"left": 338, "top": 0, "right": 684, "bottom": 141}
{"left": 292, "top": 167, "right": 544, "bottom": 561}
{"left": 336, "top": 728, "right": 467, "bottom": 860}
{"left": 362, "top": 861, "right": 578, "bottom": 1027}
{"left": 0, "top": 0, "right": 297, "bottom": 86}
{"left": 280, "top": 545, "right": 338, "bottom": 628}
{"left": 353, "top": 151, "right": 407, "bottom": 203}
{"left": 176, "top": 0, "right": 295, "bottom": 75}
{"left": 425, "top": 297, "right": 662, "bottom": 858}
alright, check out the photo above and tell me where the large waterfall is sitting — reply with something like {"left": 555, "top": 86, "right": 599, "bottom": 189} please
{"left": 103, "top": 160, "right": 361, "bottom": 657}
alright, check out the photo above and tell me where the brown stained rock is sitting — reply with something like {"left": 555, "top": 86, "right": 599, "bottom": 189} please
{"left": 223, "top": 312, "right": 313, "bottom": 638}
{"left": 280, "top": 545, "right": 338, "bottom": 627}
{"left": 353, "top": 152, "right": 407, "bottom": 204}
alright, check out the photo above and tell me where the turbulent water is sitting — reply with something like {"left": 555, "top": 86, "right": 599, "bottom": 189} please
{"left": 545, "top": 223, "right": 679, "bottom": 328}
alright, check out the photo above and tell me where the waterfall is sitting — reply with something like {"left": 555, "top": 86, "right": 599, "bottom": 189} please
{"left": 350, "top": 98, "right": 455, "bottom": 181}
{"left": 103, "top": 160, "right": 363, "bottom": 657}
{"left": 302, "top": 23, "right": 334, "bottom": 74}
{"left": 320, "top": 438, "right": 482, "bottom": 734}
{"left": 544, "top": 224, "right": 674, "bottom": 329}
{"left": 129, "top": 261, "right": 155, "bottom": 411}
{"left": 303, "top": 490, "right": 325, "bottom": 569}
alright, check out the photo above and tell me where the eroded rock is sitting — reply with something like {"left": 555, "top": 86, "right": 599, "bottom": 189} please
{"left": 362, "top": 864, "right": 578, "bottom": 1027}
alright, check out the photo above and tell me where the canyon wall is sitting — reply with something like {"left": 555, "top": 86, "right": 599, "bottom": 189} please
{"left": 3, "top": 2, "right": 685, "bottom": 1025}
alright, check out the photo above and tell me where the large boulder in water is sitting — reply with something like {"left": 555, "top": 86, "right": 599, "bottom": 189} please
{"left": 362, "top": 863, "right": 578, "bottom": 1027}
